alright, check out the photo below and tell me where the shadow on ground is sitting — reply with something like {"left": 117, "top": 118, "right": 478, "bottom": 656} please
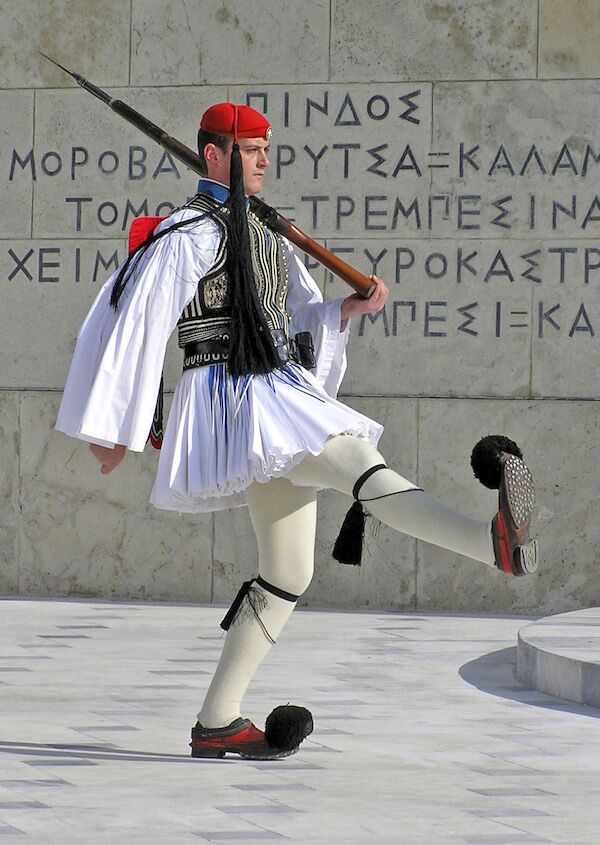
{"left": 459, "top": 645, "right": 600, "bottom": 719}
{"left": 0, "top": 740, "right": 233, "bottom": 764}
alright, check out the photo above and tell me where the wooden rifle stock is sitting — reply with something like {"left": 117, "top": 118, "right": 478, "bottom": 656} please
{"left": 40, "top": 53, "right": 375, "bottom": 298}
{"left": 247, "top": 203, "right": 375, "bottom": 298}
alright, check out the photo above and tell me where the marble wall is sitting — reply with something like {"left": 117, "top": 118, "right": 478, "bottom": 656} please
{"left": 1, "top": 0, "right": 598, "bottom": 613}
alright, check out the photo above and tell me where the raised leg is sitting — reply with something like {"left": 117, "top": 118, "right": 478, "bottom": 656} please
{"left": 287, "top": 435, "right": 495, "bottom": 565}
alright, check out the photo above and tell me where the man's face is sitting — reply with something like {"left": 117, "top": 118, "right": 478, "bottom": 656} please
{"left": 205, "top": 136, "right": 270, "bottom": 196}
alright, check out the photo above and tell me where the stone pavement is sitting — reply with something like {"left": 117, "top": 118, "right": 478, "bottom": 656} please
{"left": 0, "top": 599, "right": 599, "bottom": 844}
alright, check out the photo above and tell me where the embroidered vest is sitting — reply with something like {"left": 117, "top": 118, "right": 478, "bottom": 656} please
{"left": 177, "top": 194, "right": 290, "bottom": 349}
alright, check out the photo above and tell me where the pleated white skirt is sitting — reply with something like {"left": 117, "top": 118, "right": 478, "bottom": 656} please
{"left": 150, "top": 362, "right": 383, "bottom": 513}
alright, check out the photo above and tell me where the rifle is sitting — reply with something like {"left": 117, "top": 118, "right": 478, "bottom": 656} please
{"left": 40, "top": 53, "right": 375, "bottom": 298}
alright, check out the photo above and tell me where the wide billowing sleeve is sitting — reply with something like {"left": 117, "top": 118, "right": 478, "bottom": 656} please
{"left": 56, "top": 214, "right": 220, "bottom": 452}
{"left": 284, "top": 241, "right": 350, "bottom": 398}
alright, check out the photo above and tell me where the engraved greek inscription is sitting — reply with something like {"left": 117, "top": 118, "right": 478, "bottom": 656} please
{"left": 8, "top": 249, "right": 34, "bottom": 281}
{"left": 584, "top": 248, "right": 600, "bottom": 283}
{"left": 366, "top": 144, "right": 388, "bottom": 178}
{"left": 519, "top": 145, "right": 548, "bottom": 176}
{"left": 425, "top": 253, "right": 448, "bottom": 280}
{"left": 334, "top": 94, "right": 361, "bottom": 127}
{"left": 332, "top": 143, "right": 360, "bottom": 178}
{"left": 395, "top": 247, "right": 415, "bottom": 282}
{"left": 9, "top": 149, "right": 36, "bottom": 180}
{"left": 245, "top": 93, "right": 268, "bottom": 113}
{"left": 304, "top": 145, "right": 328, "bottom": 179}
{"left": 521, "top": 250, "right": 542, "bottom": 284}
{"left": 428, "top": 152, "right": 450, "bottom": 170}
{"left": 41, "top": 151, "right": 63, "bottom": 176}
{"left": 398, "top": 90, "right": 421, "bottom": 125}
{"left": 38, "top": 248, "right": 60, "bottom": 283}
{"left": 128, "top": 146, "right": 147, "bottom": 180}
{"left": 457, "top": 249, "right": 478, "bottom": 283}
{"left": 358, "top": 307, "right": 389, "bottom": 337}
{"left": 365, "top": 196, "right": 387, "bottom": 230}
{"left": 491, "top": 196, "right": 512, "bottom": 230}
{"left": 93, "top": 251, "right": 119, "bottom": 281}
{"left": 459, "top": 143, "right": 480, "bottom": 176}
{"left": 306, "top": 92, "right": 329, "bottom": 126}
{"left": 392, "top": 301, "right": 416, "bottom": 335}
{"left": 485, "top": 252, "right": 514, "bottom": 283}
{"left": 300, "top": 195, "right": 329, "bottom": 228}
{"left": 569, "top": 304, "right": 594, "bottom": 337}
{"left": 71, "top": 147, "right": 89, "bottom": 179}
{"left": 98, "top": 151, "right": 119, "bottom": 175}
{"left": 336, "top": 196, "right": 355, "bottom": 229}
{"left": 457, "top": 195, "right": 481, "bottom": 231}
{"left": 488, "top": 145, "right": 515, "bottom": 177}
{"left": 276, "top": 145, "right": 295, "bottom": 178}
{"left": 549, "top": 246, "right": 577, "bottom": 283}
{"left": 392, "top": 198, "right": 421, "bottom": 230}
{"left": 428, "top": 195, "right": 451, "bottom": 229}
{"left": 538, "top": 303, "right": 561, "bottom": 336}
{"left": 424, "top": 301, "right": 447, "bottom": 337}
{"left": 366, "top": 95, "right": 389, "bottom": 121}
{"left": 364, "top": 247, "right": 388, "bottom": 276}
{"left": 457, "top": 303, "right": 478, "bottom": 336}
{"left": 582, "top": 197, "right": 600, "bottom": 229}
{"left": 391, "top": 146, "right": 422, "bottom": 177}
{"left": 552, "top": 144, "right": 579, "bottom": 176}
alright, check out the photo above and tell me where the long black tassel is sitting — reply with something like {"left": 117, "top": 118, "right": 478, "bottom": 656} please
{"left": 225, "top": 143, "right": 280, "bottom": 377}
{"left": 332, "top": 501, "right": 368, "bottom": 566}
{"left": 332, "top": 463, "right": 387, "bottom": 566}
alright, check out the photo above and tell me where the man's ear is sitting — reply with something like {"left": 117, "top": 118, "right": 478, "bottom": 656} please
{"left": 204, "top": 143, "right": 218, "bottom": 166}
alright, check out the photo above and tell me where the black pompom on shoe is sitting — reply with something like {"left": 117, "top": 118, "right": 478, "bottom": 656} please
{"left": 471, "top": 435, "right": 523, "bottom": 490}
{"left": 265, "top": 705, "right": 314, "bottom": 752}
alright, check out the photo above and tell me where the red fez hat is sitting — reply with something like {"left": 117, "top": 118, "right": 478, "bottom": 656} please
{"left": 200, "top": 103, "right": 272, "bottom": 142}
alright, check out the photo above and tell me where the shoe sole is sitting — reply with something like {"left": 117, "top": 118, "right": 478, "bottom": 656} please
{"left": 503, "top": 455, "right": 535, "bottom": 529}
{"left": 502, "top": 454, "right": 538, "bottom": 576}
{"left": 190, "top": 744, "right": 298, "bottom": 760}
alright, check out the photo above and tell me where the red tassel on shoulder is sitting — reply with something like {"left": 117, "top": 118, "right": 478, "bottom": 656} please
{"left": 128, "top": 216, "right": 166, "bottom": 254}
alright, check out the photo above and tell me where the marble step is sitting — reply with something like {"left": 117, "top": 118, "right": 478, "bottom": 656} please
{"left": 517, "top": 607, "right": 600, "bottom": 706}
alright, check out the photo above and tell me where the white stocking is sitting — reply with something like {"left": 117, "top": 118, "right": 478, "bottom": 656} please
{"left": 197, "top": 479, "right": 317, "bottom": 728}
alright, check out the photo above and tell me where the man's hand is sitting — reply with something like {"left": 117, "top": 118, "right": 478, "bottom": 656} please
{"left": 340, "top": 275, "right": 389, "bottom": 326}
{"left": 89, "top": 443, "right": 126, "bottom": 475}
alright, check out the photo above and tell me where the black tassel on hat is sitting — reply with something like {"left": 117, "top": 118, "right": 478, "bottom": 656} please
{"left": 225, "top": 134, "right": 280, "bottom": 377}
{"left": 471, "top": 434, "right": 523, "bottom": 489}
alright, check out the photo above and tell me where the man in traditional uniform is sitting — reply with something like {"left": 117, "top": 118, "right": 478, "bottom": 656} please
{"left": 56, "top": 103, "right": 537, "bottom": 760}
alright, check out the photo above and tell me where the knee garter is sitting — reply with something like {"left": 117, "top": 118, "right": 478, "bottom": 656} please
{"left": 221, "top": 576, "right": 299, "bottom": 644}
{"left": 333, "top": 464, "right": 422, "bottom": 567}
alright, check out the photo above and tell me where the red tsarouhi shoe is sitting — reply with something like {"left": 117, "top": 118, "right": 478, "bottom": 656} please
{"left": 190, "top": 706, "right": 314, "bottom": 760}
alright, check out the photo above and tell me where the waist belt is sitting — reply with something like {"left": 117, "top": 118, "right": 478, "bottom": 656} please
{"left": 183, "top": 330, "right": 315, "bottom": 372}
{"left": 183, "top": 337, "right": 231, "bottom": 370}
